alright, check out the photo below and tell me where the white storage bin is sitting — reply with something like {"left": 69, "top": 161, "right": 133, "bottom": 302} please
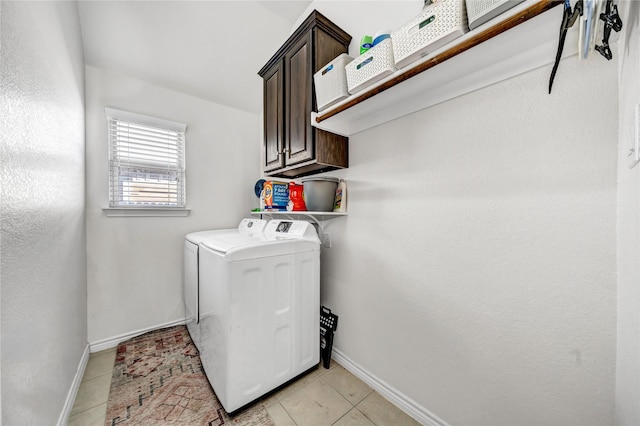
{"left": 314, "top": 53, "right": 353, "bottom": 111}
{"left": 391, "top": 0, "right": 468, "bottom": 69}
{"left": 465, "top": 0, "right": 525, "bottom": 30}
{"left": 345, "top": 38, "right": 396, "bottom": 94}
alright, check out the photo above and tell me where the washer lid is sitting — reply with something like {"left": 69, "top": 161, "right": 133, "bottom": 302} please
{"left": 200, "top": 235, "right": 318, "bottom": 260}
{"left": 185, "top": 218, "right": 267, "bottom": 244}
{"left": 200, "top": 220, "right": 320, "bottom": 260}
{"left": 200, "top": 233, "right": 268, "bottom": 254}
{"left": 204, "top": 239, "right": 319, "bottom": 259}
{"left": 186, "top": 229, "right": 235, "bottom": 244}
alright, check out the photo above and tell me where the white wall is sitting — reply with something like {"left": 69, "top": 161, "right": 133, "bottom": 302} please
{"left": 616, "top": 2, "right": 640, "bottom": 425}
{"left": 300, "top": 2, "right": 619, "bottom": 425}
{"left": 85, "top": 66, "right": 261, "bottom": 345}
{"left": 1, "top": 1, "right": 87, "bottom": 424}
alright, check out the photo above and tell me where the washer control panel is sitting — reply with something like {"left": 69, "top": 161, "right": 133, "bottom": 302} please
{"left": 264, "top": 220, "right": 319, "bottom": 243}
{"left": 238, "top": 218, "right": 267, "bottom": 234}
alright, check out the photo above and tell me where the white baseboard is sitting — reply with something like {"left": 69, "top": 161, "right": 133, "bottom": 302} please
{"left": 332, "top": 348, "right": 449, "bottom": 426}
{"left": 57, "top": 343, "right": 90, "bottom": 426}
{"left": 89, "top": 318, "right": 187, "bottom": 353}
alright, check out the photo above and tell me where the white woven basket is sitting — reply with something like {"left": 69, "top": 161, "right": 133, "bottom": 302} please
{"left": 314, "top": 54, "right": 353, "bottom": 111}
{"left": 465, "top": 0, "right": 525, "bottom": 30}
{"left": 391, "top": 0, "right": 468, "bottom": 69}
{"left": 345, "top": 38, "right": 396, "bottom": 94}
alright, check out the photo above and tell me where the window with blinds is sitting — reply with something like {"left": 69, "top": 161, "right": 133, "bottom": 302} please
{"left": 106, "top": 108, "right": 187, "bottom": 208}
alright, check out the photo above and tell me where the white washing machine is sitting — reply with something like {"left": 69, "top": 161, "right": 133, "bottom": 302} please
{"left": 183, "top": 218, "right": 267, "bottom": 351}
{"left": 198, "top": 219, "right": 320, "bottom": 413}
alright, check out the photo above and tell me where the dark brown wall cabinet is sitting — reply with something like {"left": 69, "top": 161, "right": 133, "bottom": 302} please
{"left": 258, "top": 10, "right": 351, "bottom": 179}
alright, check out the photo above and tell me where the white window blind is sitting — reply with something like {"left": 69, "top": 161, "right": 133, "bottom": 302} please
{"left": 106, "top": 107, "right": 187, "bottom": 208}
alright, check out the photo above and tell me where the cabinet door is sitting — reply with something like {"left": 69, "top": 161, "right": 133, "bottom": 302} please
{"left": 285, "top": 32, "right": 314, "bottom": 166}
{"left": 263, "top": 62, "right": 284, "bottom": 172}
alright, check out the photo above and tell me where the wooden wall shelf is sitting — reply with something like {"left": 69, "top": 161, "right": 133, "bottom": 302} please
{"left": 312, "top": 0, "right": 572, "bottom": 136}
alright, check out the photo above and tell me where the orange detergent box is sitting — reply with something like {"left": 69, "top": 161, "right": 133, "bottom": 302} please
{"left": 263, "top": 181, "right": 289, "bottom": 211}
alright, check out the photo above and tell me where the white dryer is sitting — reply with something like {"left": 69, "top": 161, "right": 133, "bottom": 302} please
{"left": 198, "top": 219, "right": 320, "bottom": 413}
{"left": 183, "top": 218, "right": 267, "bottom": 351}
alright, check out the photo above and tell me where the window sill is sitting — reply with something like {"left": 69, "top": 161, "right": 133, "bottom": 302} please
{"left": 102, "top": 208, "right": 191, "bottom": 217}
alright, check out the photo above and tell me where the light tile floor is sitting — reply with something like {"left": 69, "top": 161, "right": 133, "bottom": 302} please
{"left": 68, "top": 349, "right": 420, "bottom": 426}
{"left": 68, "top": 348, "right": 117, "bottom": 426}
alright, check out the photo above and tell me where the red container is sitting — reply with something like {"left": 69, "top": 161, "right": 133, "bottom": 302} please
{"left": 288, "top": 182, "right": 307, "bottom": 211}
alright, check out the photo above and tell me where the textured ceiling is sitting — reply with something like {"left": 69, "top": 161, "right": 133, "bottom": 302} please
{"left": 77, "top": 1, "right": 313, "bottom": 114}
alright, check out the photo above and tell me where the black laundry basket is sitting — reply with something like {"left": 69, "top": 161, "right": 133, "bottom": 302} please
{"left": 320, "top": 306, "right": 338, "bottom": 369}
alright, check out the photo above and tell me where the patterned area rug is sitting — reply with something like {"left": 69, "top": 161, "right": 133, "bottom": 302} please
{"left": 104, "top": 325, "right": 275, "bottom": 426}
